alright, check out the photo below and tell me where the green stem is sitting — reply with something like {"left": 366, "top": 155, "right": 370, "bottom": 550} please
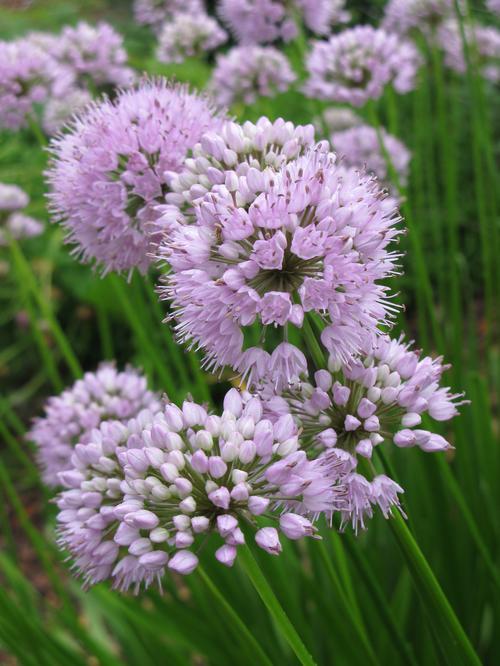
{"left": 197, "top": 567, "right": 274, "bottom": 666}
{"left": 238, "top": 546, "right": 317, "bottom": 666}
{"left": 388, "top": 511, "right": 481, "bottom": 666}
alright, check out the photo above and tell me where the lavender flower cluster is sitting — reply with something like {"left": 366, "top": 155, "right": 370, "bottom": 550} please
{"left": 23, "top": 0, "right": 478, "bottom": 596}
{"left": 217, "top": 0, "right": 350, "bottom": 45}
{"left": 304, "top": 26, "right": 422, "bottom": 106}
{"left": 0, "top": 182, "right": 43, "bottom": 245}
{"left": 47, "top": 80, "right": 223, "bottom": 275}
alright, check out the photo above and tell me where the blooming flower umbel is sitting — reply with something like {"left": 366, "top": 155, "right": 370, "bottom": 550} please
{"left": 209, "top": 46, "right": 296, "bottom": 107}
{"left": 304, "top": 26, "right": 421, "bottom": 106}
{"left": 267, "top": 334, "right": 466, "bottom": 461}
{"left": 382, "top": 0, "right": 456, "bottom": 38}
{"left": 133, "top": 0, "right": 204, "bottom": 32}
{"left": 49, "top": 22, "right": 134, "bottom": 92}
{"left": 155, "top": 13, "right": 227, "bottom": 64}
{"left": 217, "top": 0, "right": 349, "bottom": 45}
{"left": 164, "top": 116, "right": 317, "bottom": 208}
{"left": 159, "top": 147, "right": 402, "bottom": 389}
{"left": 0, "top": 182, "right": 43, "bottom": 244}
{"left": 28, "top": 364, "right": 161, "bottom": 487}
{"left": 0, "top": 38, "right": 51, "bottom": 130}
{"left": 439, "top": 20, "right": 500, "bottom": 83}
{"left": 330, "top": 125, "right": 411, "bottom": 191}
{"left": 55, "top": 389, "right": 348, "bottom": 590}
{"left": 47, "top": 79, "right": 224, "bottom": 274}
{"left": 0, "top": 183, "right": 29, "bottom": 212}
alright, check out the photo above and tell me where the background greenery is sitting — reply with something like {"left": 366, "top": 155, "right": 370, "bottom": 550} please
{"left": 0, "top": 1, "right": 498, "bottom": 664}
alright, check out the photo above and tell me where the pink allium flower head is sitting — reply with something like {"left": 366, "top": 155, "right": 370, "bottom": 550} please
{"left": 209, "top": 46, "right": 296, "bottom": 106}
{"left": 42, "top": 88, "right": 92, "bottom": 136}
{"left": 158, "top": 147, "right": 402, "bottom": 388}
{"left": 49, "top": 22, "right": 135, "bottom": 92}
{"left": 156, "top": 13, "right": 227, "bottom": 64}
{"left": 488, "top": 0, "right": 500, "bottom": 15}
{"left": 28, "top": 363, "right": 161, "bottom": 487}
{"left": 0, "top": 212, "right": 44, "bottom": 245}
{"left": 439, "top": 20, "right": 500, "bottom": 83}
{"left": 304, "top": 26, "right": 422, "bottom": 106}
{"left": 269, "top": 333, "right": 466, "bottom": 460}
{"left": 0, "top": 38, "right": 51, "bottom": 130}
{"left": 55, "top": 389, "right": 347, "bottom": 590}
{"left": 47, "top": 79, "right": 224, "bottom": 274}
{"left": 165, "top": 116, "right": 317, "bottom": 208}
{"left": 317, "top": 107, "right": 362, "bottom": 135}
{"left": 0, "top": 183, "right": 29, "bottom": 211}
{"left": 330, "top": 124, "right": 411, "bottom": 190}
{"left": 382, "top": 0, "right": 456, "bottom": 37}
{"left": 134, "top": 0, "right": 204, "bottom": 31}
{"left": 218, "top": 0, "right": 349, "bottom": 45}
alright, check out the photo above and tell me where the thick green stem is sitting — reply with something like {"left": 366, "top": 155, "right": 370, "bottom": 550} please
{"left": 238, "top": 546, "right": 317, "bottom": 666}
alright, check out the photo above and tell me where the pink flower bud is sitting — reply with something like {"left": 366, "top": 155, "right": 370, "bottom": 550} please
{"left": 279, "top": 513, "right": 315, "bottom": 539}
{"left": 208, "top": 487, "right": 231, "bottom": 509}
{"left": 344, "top": 415, "right": 361, "bottom": 431}
{"left": 217, "top": 514, "right": 238, "bottom": 537}
{"left": 248, "top": 496, "right": 270, "bottom": 515}
{"left": 168, "top": 550, "right": 199, "bottom": 575}
{"left": 255, "top": 527, "right": 282, "bottom": 555}
{"left": 215, "top": 544, "right": 237, "bottom": 567}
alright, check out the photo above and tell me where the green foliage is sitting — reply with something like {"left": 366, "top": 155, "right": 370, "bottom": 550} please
{"left": 0, "top": 1, "right": 498, "bottom": 665}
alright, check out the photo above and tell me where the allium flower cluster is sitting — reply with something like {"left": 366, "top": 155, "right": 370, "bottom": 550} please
{"left": 0, "top": 183, "right": 29, "bottom": 211}
{"left": 47, "top": 79, "right": 223, "bottom": 275}
{"left": 317, "top": 107, "right": 362, "bottom": 135}
{"left": 55, "top": 389, "right": 348, "bottom": 590}
{"left": 0, "top": 182, "right": 43, "bottom": 245}
{"left": 133, "top": 0, "right": 204, "bottom": 31}
{"left": 218, "top": 0, "right": 349, "bottom": 45}
{"left": 165, "top": 116, "right": 317, "bottom": 208}
{"left": 330, "top": 125, "right": 411, "bottom": 190}
{"left": 382, "top": 0, "right": 456, "bottom": 37}
{"left": 42, "top": 88, "right": 92, "bottom": 135}
{"left": 155, "top": 13, "right": 227, "bottom": 64}
{"left": 488, "top": 0, "right": 500, "bottom": 15}
{"left": 209, "top": 46, "right": 296, "bottom": 106}
{"left": 439, "top": 20, "right": 500, "bottom": 83}
{"left": 0, "top": 38, "right": 51, "bottom": 130}
{"left": 28, "top": 364, "right": 161, "bottom": 487}
{"left": 49, "top": 22, "right": 134, "bottom": 91}
{"left": 269, "top": 334, "right": 466, "bottom": 461}
{"left": 159, "top": 147, "right": 402, "bottom": 389}
{"left": 304, "top": 26, "right": 421, "bottom": 106}
{"left": 0, "top": 212, "right": 44, "bottom": 245}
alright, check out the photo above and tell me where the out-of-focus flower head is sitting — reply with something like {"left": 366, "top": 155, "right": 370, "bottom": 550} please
{"left": 0, "top": 38, "right": 52, "bottom": 130}
{"left": 487, "top": 0, "right": 500, "bottom": 16}
{"left": 42, "top": 87, "right": 92, "bottom": 136}
{"left": 28, "top": 363, "right": 162, "bottom": 487}
{"left": 47, "top": 78, "right": 224, "bottom": 275}
{"left": 439, "top": 19, "right": 500, "bottom": 82}
{"left": 0, "top": 212, "right": 44, "bottom": 245}
{"left": 164, "top": 116, "right": 317, "bottom": 208}
{"left": 382, "top": 0, "right": 457, "bottom": 38}
{"left": 316, "top": 107, "right": 362, "bottom": 136}
{"left": 330, "top": 125, "right": 411, "bottom": 191}
{"left": 304, "top": 26, "right": 422, "bottom": 106}
{"left": 0, "top": 183, "right": 29, "bottom": 212}
{"left": 158, "top": 147, "right": 402, "bottom": 389}
{"left": 155, "top": 13, "right": 227, "bottom": 64}
{"left": 218, "top": 0, "right": 349, "bottom": 45}
{"left": 55, "top": 388, "right": 349, "bottom": 590}
{"left": 49, "top": 22, "right": 135, "bottom": 93}
{"left": 134, "top": 0, "right": 204, "bottom": 32}
{"left": 209, "top": 45, "right": 296, "bottom": 107}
